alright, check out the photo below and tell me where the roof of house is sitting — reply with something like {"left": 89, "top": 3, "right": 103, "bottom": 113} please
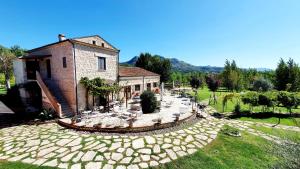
{"left": 119, "top": 66, "right": 160, "bottom": 77}
{"left": 26, "top": 35, "right": 119, "bottom": 53}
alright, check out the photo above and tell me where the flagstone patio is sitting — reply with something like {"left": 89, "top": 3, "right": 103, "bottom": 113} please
{"left": 0, "top": 106, "right": 299, "bottom": 169}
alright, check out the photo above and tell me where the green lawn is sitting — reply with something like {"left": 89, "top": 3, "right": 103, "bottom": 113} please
{"left": 196, "top": 87, "right": 211, "bottom": 101}
{"left": 252, "top": 126, "right": 300, "bottom": 143}
{"left": 0, "top": 160, "right": 56, "bottom": 169}
{"left": 239, "top": 116, "right": 300, "bottom": 127}
{"left": 195, "top": 88, "right": 300, "bottom": 114}
{"left": 156, "top": 131, "right": 284, "bottom": 169}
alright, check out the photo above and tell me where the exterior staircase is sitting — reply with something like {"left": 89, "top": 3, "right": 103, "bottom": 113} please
{"left": 44, "top": 80, "right": 74, "bottom": 118}
{"left": 35, "top": 71, "right": 74, "bottom": 118}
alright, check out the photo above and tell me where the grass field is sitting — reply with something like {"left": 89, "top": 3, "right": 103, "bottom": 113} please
{"left": 195, "top": 87, "right": 300, "bottom": 113}
{"left": 156, "top": 131, "right": 285, "bottom": 169}
{"left": 252, "top": 126, "right": 300, "bottom": 143}
{"left": 239, "top": 116, "right": 300, "bottom": 127}
{"left": 0, "top": 73, "right": 15, "bottom": 95}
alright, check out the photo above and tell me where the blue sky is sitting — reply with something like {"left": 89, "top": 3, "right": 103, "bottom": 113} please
{"left": 0, "top": 0, "right": 300, "bottom": 69}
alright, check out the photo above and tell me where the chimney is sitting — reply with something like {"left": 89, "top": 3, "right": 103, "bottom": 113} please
{"left": 58, "top": 34, "right": 66, "bottom": 41}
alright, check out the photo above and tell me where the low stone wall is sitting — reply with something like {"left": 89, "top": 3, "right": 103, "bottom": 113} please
{"left": 57, "top": 113, "right": 196, "bottom": 133}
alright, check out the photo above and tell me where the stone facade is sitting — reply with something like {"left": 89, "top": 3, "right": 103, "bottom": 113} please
{"left": 73, "top": 36, "right": 115, "bottom": 50}
{"left": 119, "top": 76, "right": 160, "bottom": 99}
{"left": 74, "top": 43, "right": 119, "bottom": 111}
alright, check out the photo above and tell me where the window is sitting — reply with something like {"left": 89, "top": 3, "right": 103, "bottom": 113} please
{"left": 92, "top": 40, "right": 96, "bottom": 45}
{"left": 135, "top": 84, "right": 140, "bottom": 91}
{"left": 62, "top": 57, "right": 67, "bottom": 68}
{"left": 98, "top": 57, "right": 106, "bottom": 70}
{"left": 153, "top": 82, "right": 158, "bottom": 87}
{"left": 101, "top": 42, "right": 105, "bottom": 47}
{"left": 147, "top": 83, "right": 151, "bottom": 91}
{"left": 46, "top": 59, "right": 51, "bottom": 78}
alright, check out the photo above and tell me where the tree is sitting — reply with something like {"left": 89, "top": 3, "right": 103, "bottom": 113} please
{"left": 252, "top": 77, "right": 273, "bottom": 92}
{"left": 80, "top": 77, "right": 91, "bottom": 109}
{"left": 275, "top": 58, "right": 300, "bottom": 92}
{"left": 0, "top": 46, "right": 16, "bottom": 89}
{"left": 10, "top": 45, "right": 25, "bottom": 57}
{"left": 241, "top": 91, "right": 259, "bottom": 112}
{"left": 221, "top": 59, "right": 243, "bottom": 91}
{"left": 135, "top": 53, "right": 171, "bottom": 82}
{"left": 277, "top": 91, "right": 299, "bottom": 115}
{"left": 135, "top": 53, "right": 152, "bottom": 69}
{"left": 287, "top": 58, "right": 300, "bottom": 91}
{"left": 190, "top": 76, "right": 203, "bottom": 111}
{"left": 205, "top": 75, "right": 220, "bottom": 104}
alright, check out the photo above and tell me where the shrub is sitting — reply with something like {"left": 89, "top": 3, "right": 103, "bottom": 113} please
{"left": 38, "top": 108, "right": 56, "bottom": 121}
{"left": 277, "top": 91, "right": 300, "bottom": 115}
{"left": 234, "top": 104, "right": 241, "bottom": 114}
{"left": 252, "top": 77, "right": 273, "bottom": 92}
{"left": 221, "top": 125, "right": 241, "bottom": 137}
{"left": 241, "top": 91, "right": 259, "bottom": 111}
{"left": 140, "top": 91, "right": 157, "bottom": 114}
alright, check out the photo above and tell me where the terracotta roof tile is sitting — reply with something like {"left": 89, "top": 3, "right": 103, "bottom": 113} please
{"left": 119, "top": 66, "right": 160, "bottom": 77}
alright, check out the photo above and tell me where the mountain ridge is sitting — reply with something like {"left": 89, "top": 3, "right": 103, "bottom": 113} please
{"left": 121, "top": 56, "right": 272, "bottom": 73}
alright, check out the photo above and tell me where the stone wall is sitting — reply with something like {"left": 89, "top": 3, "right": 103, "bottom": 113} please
{"left": 74, "top": 36, "right": 115, "bottom": 50}
{"left": 119, "top": 76, "right": 160, "bottom": 99}
{"left": 74, "top": 44, "right": 119, "bottom": 110}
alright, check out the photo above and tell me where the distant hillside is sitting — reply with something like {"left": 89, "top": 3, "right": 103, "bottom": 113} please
{"left": 121, "top": 56, "right": 223, "bottom": 73}
{"left": 121, "top": 56, "right": 272, "bottom": 73}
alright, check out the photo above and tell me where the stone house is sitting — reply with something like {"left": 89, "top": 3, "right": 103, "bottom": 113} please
{"left": 13, "top": 34, "right": 160, "bottom": 117}
{"left": 119, "top": 66, "right": 160, "bottom": 100}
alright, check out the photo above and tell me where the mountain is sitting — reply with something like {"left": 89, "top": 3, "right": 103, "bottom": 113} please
{"left": 121, "top": 56, "right": 224, "bottom": 73}
{"left": 121, "top": 56, "right": 272, "bottom": 73}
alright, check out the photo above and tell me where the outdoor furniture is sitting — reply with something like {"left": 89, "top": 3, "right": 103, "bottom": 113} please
{"left": 173, "top": 113, "right": 180, "bottom": 121}
{"left": 179, "top": 106, "right": 188, "bottom": 114}
{"left": 130, "top": 104, "right": 141, "bottom": 111}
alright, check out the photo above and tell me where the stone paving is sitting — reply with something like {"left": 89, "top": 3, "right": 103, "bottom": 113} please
{"left": 0, "top": 106, "right": 299, "bottom": 169}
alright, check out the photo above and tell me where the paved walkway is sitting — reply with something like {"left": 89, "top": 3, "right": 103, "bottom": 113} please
{"left": 0, "top": 101, "right": 14, "bottom": 128}
{"left": 0, "top": 106, "right": 299, "bottom": 169}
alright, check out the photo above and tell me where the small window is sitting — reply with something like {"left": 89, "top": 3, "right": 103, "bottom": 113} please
{"left": 62, "top": 57, "right": 67, "bottom": 68}
{"left": 98, "top": 57, "right": 106, "bottom": 70}
{"left": 135, "top": 85, "right": 140, "bottom": 91}
{"left": 147, "top": 83, "right": 151, "bottom": 91}
{"left": 153, "top": 82, "right": 157, "bottom": 87}
{"left": 92, "top": 40, "right": 96, "bottom": 45}
{"left": 101, "top": 43, "right": 105, "bottom": 47}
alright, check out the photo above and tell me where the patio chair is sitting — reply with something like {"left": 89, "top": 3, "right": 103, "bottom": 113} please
{"left": 173, "top": 113, "right": 180, "bottom": 122}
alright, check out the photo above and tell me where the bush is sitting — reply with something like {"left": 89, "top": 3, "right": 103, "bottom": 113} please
{"left": 234, "top": 104, "right": 241, "bottom": 114}
{"left": 252, "top": 77, "right": 273, "bottom": 92}
{"left": 241, "top": 91, "right": 259, "bottom": 111}
{"left": 277, "top": 91, "right": 299, "bottom": 114}
{"left": 38, "top": 108, "right": 56, "bottom": 121}
{"left": 221, "top": 125, "right": 241, "bottom": 137}
{"left": 140, "top": 91, "right": 157, "bottom": 114}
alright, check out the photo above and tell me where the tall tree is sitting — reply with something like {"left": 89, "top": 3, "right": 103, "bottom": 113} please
{"left": 0, "top": 46, "right": 16, "bottom": 89}
{"left": 275, "top": 58, "right": 300, "bottom": 91}
{"left": 135, "top": 53, "right": 152, "bottom": 69}
{"left": 287, "top": 58, "right": 300, "bottom": 91}
{"left": 205, "top": 74, "right": 220, "bottom": 104}
{"left": 135, "top": 53, "right": 171, "bottom": 82}
{"left": 221, "top": 59, "right": 243, "bottom": 91}
{"left": 190, "top": 76, "right": 203, "bottom": 111}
